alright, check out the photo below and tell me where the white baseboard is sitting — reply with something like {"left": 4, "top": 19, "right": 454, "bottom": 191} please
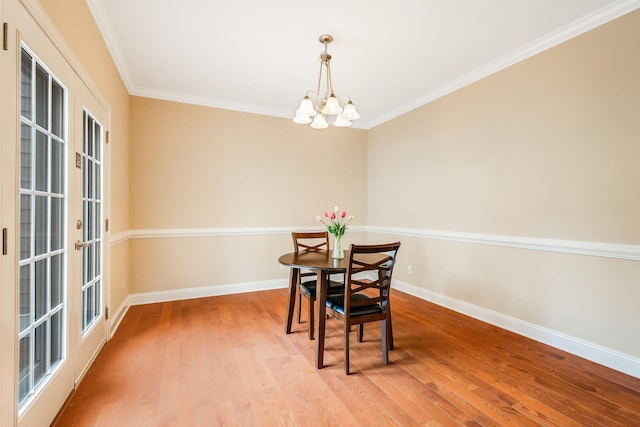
{"left": 393, "top": 279, "right": 640, "bottom": 379}
{"left": 108, "top": 297, "right": 131, "bottom": 339}
{"left": 74, "top": 341, "right": 105, "bottom": 387}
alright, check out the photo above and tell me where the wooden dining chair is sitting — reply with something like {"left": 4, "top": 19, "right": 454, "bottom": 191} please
{"left": 292, "top": 231, "right": 344, "bottom": 340}
{"left": 325, "top": 242, "right": 401, "bottom": 374}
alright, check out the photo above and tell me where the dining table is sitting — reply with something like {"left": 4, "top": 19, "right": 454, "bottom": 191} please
{"left": 278, "top": 249, "right": 349, "bottom": 369}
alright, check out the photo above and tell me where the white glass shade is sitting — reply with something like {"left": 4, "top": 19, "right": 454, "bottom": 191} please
{"left": 310, "top": 114, "right": 328, "bottom": 129}
{"left": 297, "top": 96, "right": 317, "bottom": 116}
{"left": 322, "top": 94, "right": 343, "bottom": 115}
{"left": 343, "top": 101, "right": 360, "bottom": 120}
{"left": 293, "top": 113, "right": 312, "bottom": 124}
{"left": 333, "top": 114, "right": 351, "bottom": 127}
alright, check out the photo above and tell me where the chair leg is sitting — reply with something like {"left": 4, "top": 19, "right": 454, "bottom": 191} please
{"left": 381, "top": 319, "right": 389, "bottom": 365}
{"left": 345, "top": 321, "right": 351, "bottom": 375}
{"left": 308, "top": 296, "right": 315, "bottom": 340}
{"left": 357, "top": 324, "right": 364, "bottom": 342}
{"left": 297, "top": 293, "right": 302, "bottom": 324}
{"left": 387, "top": 304, "right": 394, "bottom": 350}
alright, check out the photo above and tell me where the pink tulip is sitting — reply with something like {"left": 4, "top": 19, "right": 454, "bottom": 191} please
{"left": 340, "top": 211, "right": 346, "bottom": 218}
{"left": 334, "top": 206, "right": 339, "bottom": 213}
{"left": 330, "top": 212, "right": 336, "bottom": 219}
{"left": 324, "top": 211, "right": 329, "bottom": 218}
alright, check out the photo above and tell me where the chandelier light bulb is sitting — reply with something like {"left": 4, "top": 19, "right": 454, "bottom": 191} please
{"left": 322, "top": 94, "right": 343, "bottom": 115}
{"left": 343, "top": 101, "right": 360, "bottom": 120}
{"left": 297, "top": 96, "right": 317, "bottom": 116}
{"left": 333, "top": 114, "right": 351, "bottom": 127}
{"left": 310, "top": 114, "right": 329, "bottom": 129}
{"left": 293, "top": 112, "right": 312, "bottom": 124}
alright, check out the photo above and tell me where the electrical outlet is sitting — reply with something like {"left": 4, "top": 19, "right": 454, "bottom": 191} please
{"left": 407, "top": 265, "right": 413, "bottom": 275}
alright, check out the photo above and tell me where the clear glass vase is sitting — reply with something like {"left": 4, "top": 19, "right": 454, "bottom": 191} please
{"left": 332, "top": 234, "right": 344, "bottom": 259}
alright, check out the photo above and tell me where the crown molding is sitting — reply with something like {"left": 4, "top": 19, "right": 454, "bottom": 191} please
{"left": 85, "top": 0, "right": 135, "bottom": 94}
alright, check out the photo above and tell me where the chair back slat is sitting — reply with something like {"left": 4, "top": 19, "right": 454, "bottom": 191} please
{"left": 292, "top": 231, "right": 329, "bottom": 253}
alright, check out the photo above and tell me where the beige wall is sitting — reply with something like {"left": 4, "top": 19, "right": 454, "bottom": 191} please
{"left": 38, "top": 0, "right": 131, "bottom": 312}
{"left": 129, "top": 97, "right": 368, "bottom": 291}
{"left": 368, "top": 10, "right": 640, "bottom": 357}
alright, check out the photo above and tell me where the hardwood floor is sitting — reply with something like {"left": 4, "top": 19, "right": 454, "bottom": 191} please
{"left": 52, "top": 289, "right": 640, "bottom": 426}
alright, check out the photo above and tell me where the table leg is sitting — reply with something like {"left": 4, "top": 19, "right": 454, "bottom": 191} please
{"left": 316, "top": 268, "right": 327, "bottom": 368}
{"left": 285, "top": 268, "right": 299, "bottom": 334}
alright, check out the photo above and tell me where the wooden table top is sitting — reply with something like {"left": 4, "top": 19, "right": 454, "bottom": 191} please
{"left": 278, "top": 250, "right": 350, "bottom": 271}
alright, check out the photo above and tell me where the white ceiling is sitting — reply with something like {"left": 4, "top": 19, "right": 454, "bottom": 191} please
{"left": 86, "top": 0, "right": 638, "bottom": 129}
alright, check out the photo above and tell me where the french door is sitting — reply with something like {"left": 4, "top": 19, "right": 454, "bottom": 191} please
{"left": 73, "top": 84, "right": 107, "bottom": 382}
{"left": 17, "top": 43, "right": 72, "bottom": 420}
{"left": 1, "top": 0, "right": 109, "bottom": 425}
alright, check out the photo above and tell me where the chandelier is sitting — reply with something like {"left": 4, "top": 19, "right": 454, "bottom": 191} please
{"left": 293, "top": 34, "right": 360, "bottom": 129}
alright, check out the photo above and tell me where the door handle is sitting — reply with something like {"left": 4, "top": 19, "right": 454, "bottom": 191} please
{"left": 75, "top": 240, "right": 91, "bottom": 250}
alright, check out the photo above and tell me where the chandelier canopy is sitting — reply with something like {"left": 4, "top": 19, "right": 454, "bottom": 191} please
{"left": 293, "top": 34, "right": 359, "bottom": 129}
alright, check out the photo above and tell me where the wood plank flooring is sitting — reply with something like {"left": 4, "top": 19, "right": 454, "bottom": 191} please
{"left": 52, "top": 289, "right": 640, "bottom": 426}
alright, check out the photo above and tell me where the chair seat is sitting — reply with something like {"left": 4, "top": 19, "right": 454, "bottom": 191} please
{"left": 326, "top": 294, "right": 383, "bottom": 317}
{"left": 300, "top": 280, "right": 344, "bottom": 297}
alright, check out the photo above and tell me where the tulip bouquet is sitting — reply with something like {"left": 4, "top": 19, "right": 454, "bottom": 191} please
{"left": 316, "top": 206, "right": 353, "bottom": 258}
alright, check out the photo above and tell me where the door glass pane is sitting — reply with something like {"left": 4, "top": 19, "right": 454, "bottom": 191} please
{"left": 85, "top": 245, "right": 93, "bottom": 281}
{"left": 51, "top": 140, "right": 63, "bottom": 194}
{"left": 51, "top": 254, "right": 62, "bottom": 307}
{"left": 18, "top": 337, "right": 31, "bottom": 403}
{"left": 21, "top": 52, "right": 33, "bottom": 119}
{"left": 95, "top": 244, "right": 101, "bottom": 274}
{"left": 33, "top": 323, "right": 47, "bottom": 388}
{"left": 34, "top": 259, "right": 47, "bottom": 321}
{"left": 51, "top": 312, "right": 62, "bottom": 365}
{"left": 51, "top": 81, "right": 64, "bottom": 138}
{"left": 20, "top": 124, "right": 32, "bottom": 189}
{"left": 50, "top": 197, "right": 62, "bottom": 251}
{"left": 87, "top": 201, "right": 93, "bottom": 240}
{"left": 95, "top": 164, "right": 101, "bottom": 199}
{"left": 34, "top": 195, "right": 47, "bottom": 256}
{"left": 35, "top": 64, "right": 48, "bottom": 129}
{"left": 94, "top": 122, "right": 101, "bottom": 161}
{"left": 20, "top": 194, "right": 32, "bottom": 260}
{"left": 83, "top": 201, "right": 88, "bottom": 242}
{"left": 35, "top": 131, "right": 48, "bottom": 192}
{"left": 87, "top": 160, "right": 93, "bottom": 199}
{"left": 19, "top": 265, "right": 31, "bottom": 332}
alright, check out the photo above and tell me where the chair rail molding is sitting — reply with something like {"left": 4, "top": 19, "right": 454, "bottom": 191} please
{"left": 114, "top": 225, "right": 639, "bottom": 261}
{"left": 367, "top": 226, "right": 640, "bottom": 262}
{"left": 128, "top": 226, "right": 368, "bottom": 239}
